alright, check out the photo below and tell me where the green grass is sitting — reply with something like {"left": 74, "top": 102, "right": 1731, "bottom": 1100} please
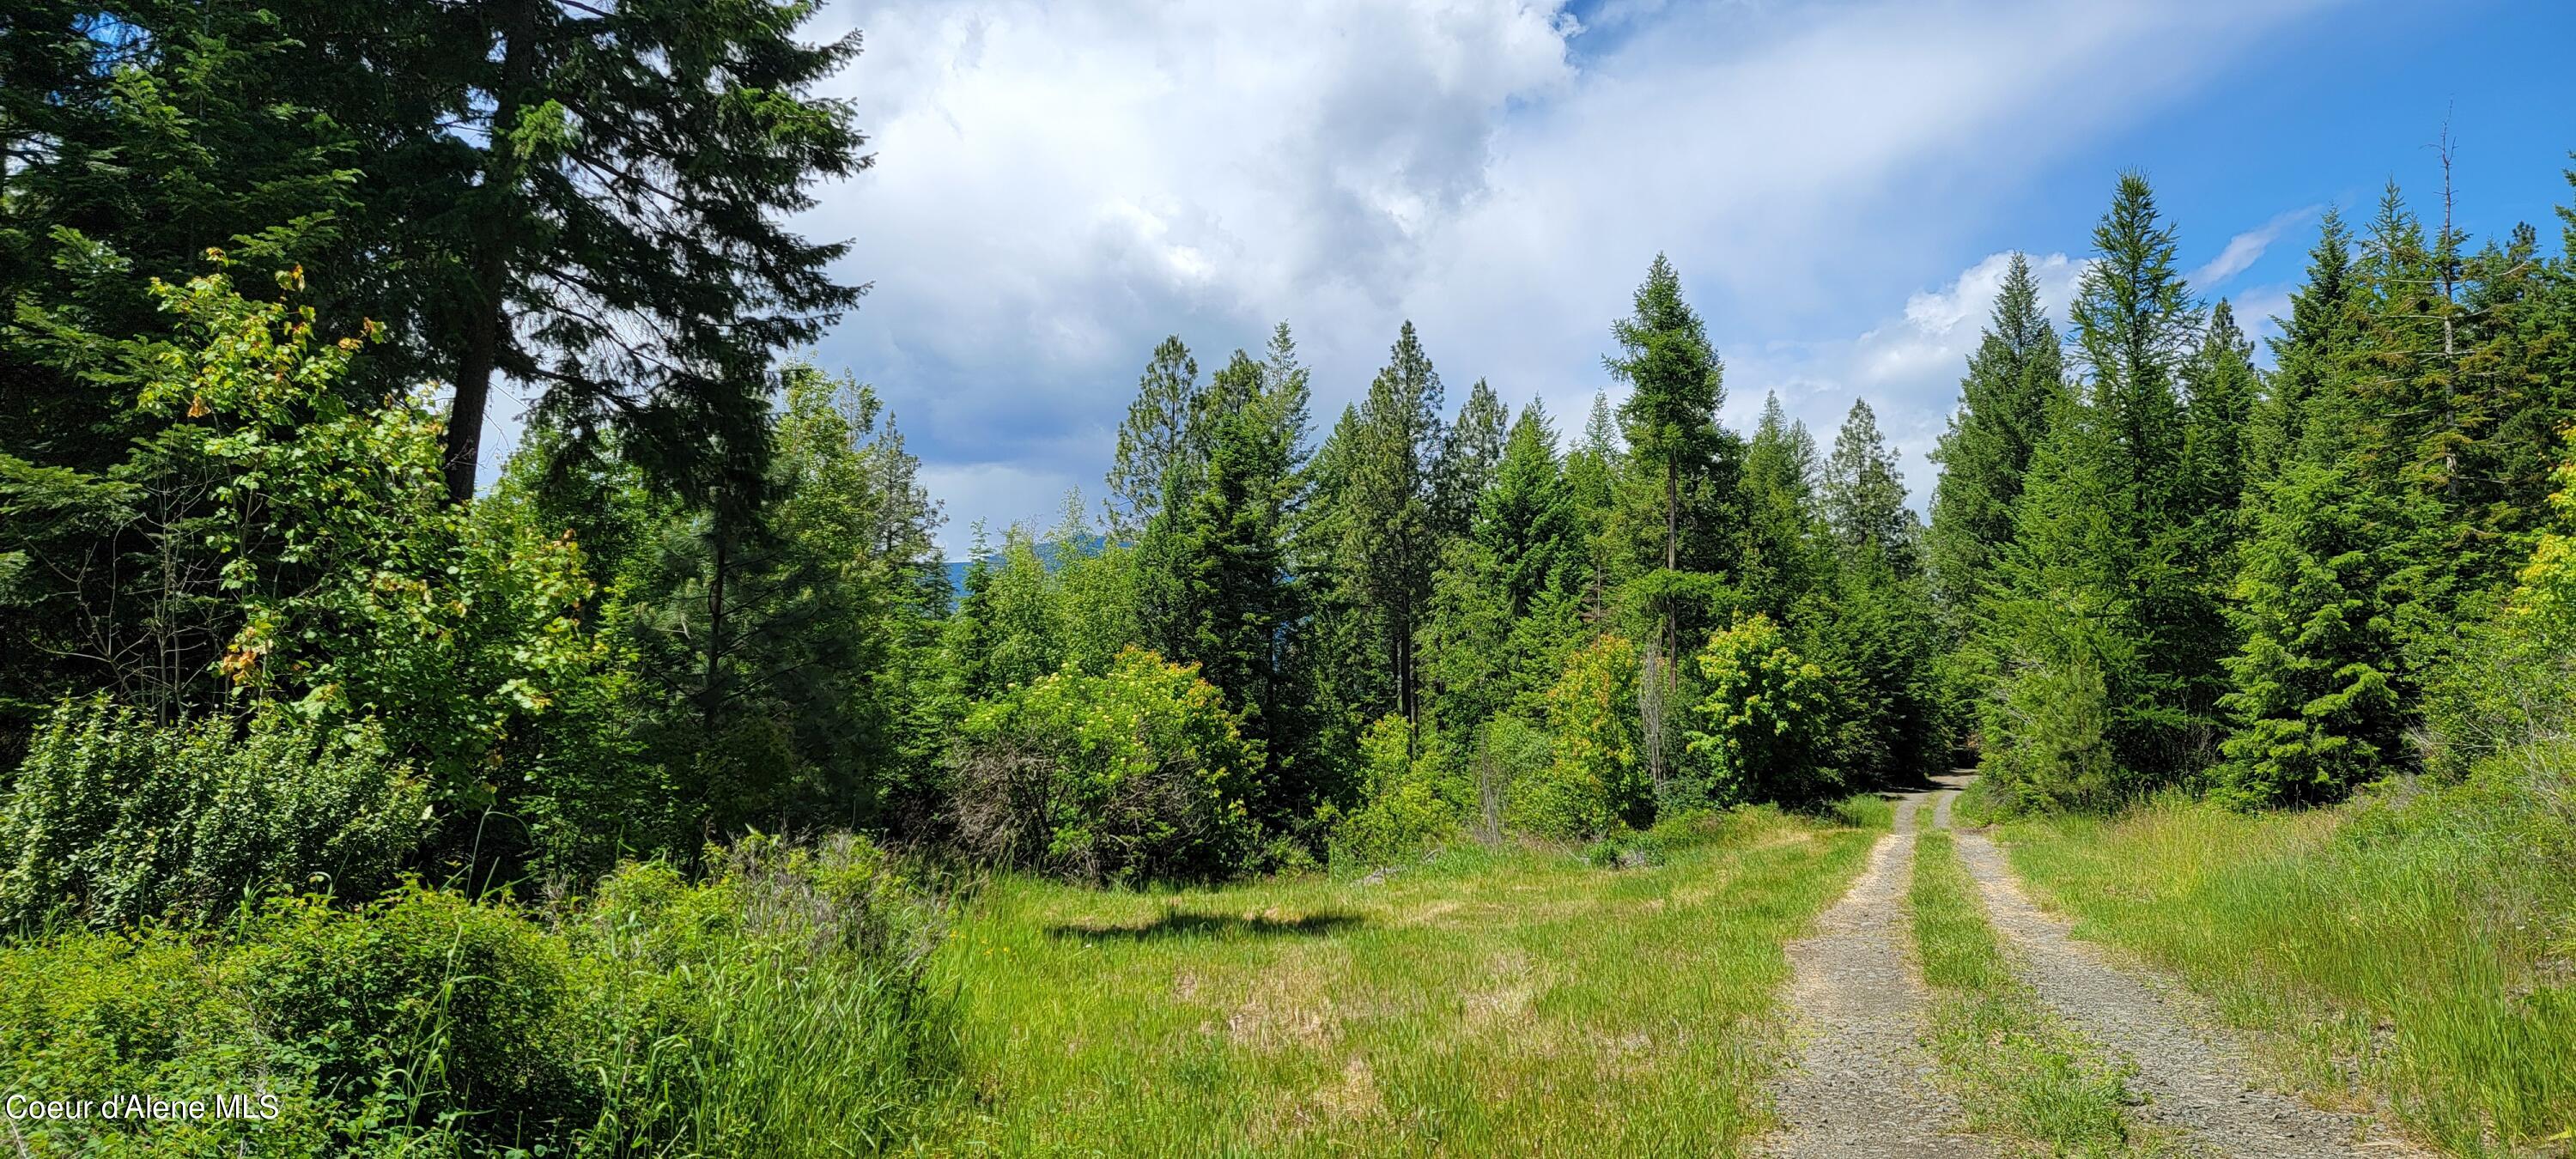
{"left": 1910, "top": 828, "right": 2152, "bottom": 1156}
{"left": 1952, "top": 774, "right": 2003, "bottom": 828}
{"left": 915, "top": 804, "right": 1883, "bottom": 1155}
{"left": 1992, "top": 749, "right": 2576, "bottom": 1156}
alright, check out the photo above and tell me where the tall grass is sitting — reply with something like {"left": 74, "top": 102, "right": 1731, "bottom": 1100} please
{"left": 1996, "top": 747, "right": 2576, "bottom": 1154}
{"left": 1911, "top": 828, "right": 2148, "bottom": 1155}
{"left": 914, "top": 803, "right": 1885, "bottom": 1154}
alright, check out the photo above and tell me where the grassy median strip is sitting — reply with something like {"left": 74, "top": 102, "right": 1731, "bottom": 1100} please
{"left": 1911, "top": 827, "right": 2154, "bottom": 1156}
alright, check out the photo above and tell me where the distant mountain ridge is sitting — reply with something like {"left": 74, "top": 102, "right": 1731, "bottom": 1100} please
{"left": 942, "top": 534, "right": 1111, "bottom": 604}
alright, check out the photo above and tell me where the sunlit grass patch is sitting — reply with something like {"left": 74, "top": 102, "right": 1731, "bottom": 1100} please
{"left": 1995, "top": 751, "right": 2576, "bottom": 1155}
{"left": 916, "top": 803, "right": 1884, "bottom": 1155}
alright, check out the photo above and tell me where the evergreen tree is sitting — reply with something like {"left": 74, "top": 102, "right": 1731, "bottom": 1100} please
{"left": 1432, "top": 379, "right": 1510, "bottom": 542}
{"left": 1564, "top": 391, "right": 1628, "bottom": 623}
{"left": 1420, "top": 398, "right": 1580, "bottom": 743}
{"left": 1342, "top": 322, "right": 1446, "bottom": 727}
{"left": 2215, "top": 456, "right": 2434, "bottom": 807}
{"left": 1606, "top": 254, "right": 1729, "bottom": 655}
{"left": 1929, "top": 253, "right": 2066, "bottom": 615}
{"left": 1809, "top": 400, "right": 1940, "bottom": 783}
{"left": 1981, "top": 381, "right": 2157, "bottom": 804}
{"left": 1739, "top": 394, "right": 1826, "bottom": 622}
{"left": 2246, "top": 212, "right": 2356, "bottom": 483}
{"left": 1106, "top": 336, "right": 1204, "bottom": 538}
{"left": 2070, "top": 172, "right": 2202, "bottom": 517}
{"left": 1157, "top": 354, "right": 1305, "bottom": 824}
{"left": 2067, "top": 171, "right": 2215, "bottom": 768}
{"left": 1480, "top": 401, "right": 1578, "bottom": 617}
{"left": 1293, "top": 403, "right": 1387, "bottom": 807}
{"left": 1822, "top": 398, "right": 1917, "bottom": 565}
{"left": 396, "top": 0, "right": 872, "bottom": 505}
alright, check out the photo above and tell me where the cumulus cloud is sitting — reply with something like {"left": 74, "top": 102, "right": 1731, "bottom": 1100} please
{"left": 1722, "top": 251, "right": 2085, "bottom": 516}
{"left": 513, "top": 0, "right": 2346, "bottom": 549}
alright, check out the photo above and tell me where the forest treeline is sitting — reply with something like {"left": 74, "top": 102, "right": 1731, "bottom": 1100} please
{"left": 4, "top": 2, "right": 2576, "bottom": 1149}
{"left": 3, "top": 2, "right": 2576, "bottom": 900}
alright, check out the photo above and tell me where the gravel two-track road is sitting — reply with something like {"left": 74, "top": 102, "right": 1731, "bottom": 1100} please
{"left": 1757, "top": 775, "right": 2418, "bottom": 1157}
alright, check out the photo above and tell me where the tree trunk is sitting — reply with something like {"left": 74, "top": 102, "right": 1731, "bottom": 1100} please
{"left": 441, "top": 0, "right": 540, "bottom": 505}
{"left": 1663, "top": 460, "right": 1679, "bottom": 660}
{"left": 444, "top": 285, "right": 499, "bottom": 503}
{"left": 703, "top": 523, "right": 729, "bottom": 724}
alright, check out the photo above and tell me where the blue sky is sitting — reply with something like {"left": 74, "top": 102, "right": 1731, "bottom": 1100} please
{"left": 471, "top": 1, "right": 2576, "bottom": 554}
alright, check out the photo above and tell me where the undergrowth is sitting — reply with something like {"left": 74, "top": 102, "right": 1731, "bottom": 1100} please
{"left": 0, "top": 834, "right": 957, "bottom": 1157}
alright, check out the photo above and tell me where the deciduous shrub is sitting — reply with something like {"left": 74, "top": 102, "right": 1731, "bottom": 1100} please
{"left": 0, "top": 698, "right": 429, "bottom": 928}
{"left": 1326, "top": 713, "right": 1457, "bottom": 871}
{"left": 0, "top": 833, "right": 953, "bottom": 1157}
{"left": 1686, "top": 614, "right": 1839, "bottom": 805}
{"left": 2426, "top": 432, "right": 2576, "bottom": 776}
{"left": 1519, "top": 634, "right": 1645, "bottom": 839}
{"left": 947, "top": 646, "right": 1258, "bottom": 883}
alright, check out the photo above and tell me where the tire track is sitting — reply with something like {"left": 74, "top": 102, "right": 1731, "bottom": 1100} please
{"left": 1758, "top": 790, "right": 1987, "bottom": 1157}
{"left": 1945, "top": 777, "right": 2419, "bottom": 1156}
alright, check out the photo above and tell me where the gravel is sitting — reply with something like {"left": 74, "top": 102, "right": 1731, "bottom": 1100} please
{"left": 1943, "top": 776, "right": 2423, "bottom": 1157}
{"left": 1758, "top": 790, "right": 1990, "bottom": 1157}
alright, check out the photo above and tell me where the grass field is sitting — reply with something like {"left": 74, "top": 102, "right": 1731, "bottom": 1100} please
{"left": 1987, "top": 752, "right": 2576, "bottom": 1155}
{"left": 1910, "top": 828, "right": 2149, "bottom": 1156}
{"left": 913, "top": 804, "right": 1883, "bottom": 1156}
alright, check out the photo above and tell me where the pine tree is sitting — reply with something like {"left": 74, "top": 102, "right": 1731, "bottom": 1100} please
{"left": 1929, "top": 252, "right": 2066, "bottom": 616}
{"left": 1432, "top": 379, "right": 1510, "bottom": 542}
{"left": 1809, "top": 400, "right": 1939, "bottom": 782}
{"left": 1106, "top": 337, "right": 1204, "bottom": 539}
{"left": 1157, "top": 353, "right": 1305, "bottom": 823}
{"left": 2067, "top": 171, "right": 2214, "bottom": 768}
{"left": 1479, "top": 400, "right": 1578, "bottom": 617}
{"left": 1564, "top": 392, "right": 1628, "bottom": 623}
{"left": 383, "top": 0, "right": 872, "bottom": 504}
{"left": 1607, "top": 254, "right": 1728, "bottom": 656}
{"left": 2071, "top": 172, "right": 2202, "bottom": 518}
{"left": 1342, "top": 322, "right": 1446, "bottom": 728}
{"left": 1739, "top": 393, "right": 1826, "bottom": 622}
{"left": 1291, "top": 403, "right": 1385, "bottom": 804}
{"left": 1981, "top": 382, "right": 2154, "bottom": 804}
{"left": 2215, "top": 455, "right": 2434, "bottom": 807}
{"left": 2247, "top": 212, "right": 2356, "bottom": 484}
{"left": 1607, "top": 255, "right": 1726, "bottom": 573}
{"left": 1822, "top": 398, "right": 1916, "bottom": 565}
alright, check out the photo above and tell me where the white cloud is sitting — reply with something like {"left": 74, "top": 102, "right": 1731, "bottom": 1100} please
{"left": 1724, "top": 251, "right": 2085, "bottom": 516}
{"left": 2189, "top": 205, "right": 2319, "bottom": 288}
{"left": 502, "top": 0, "right": 2348, "bottom": 549}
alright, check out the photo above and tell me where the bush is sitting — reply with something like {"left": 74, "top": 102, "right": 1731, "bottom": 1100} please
{"left": 1520, "top": 634, "right": 1646, "bottom": 839}
{"left": 1684, "top": 614, "right": 1840, "bottom": 806}
{"left": 1978, "top": 600, "right": 2130, "bottom": 813}
{"left": 947, "top": 646, "right": 1259, "bottom": 883}
{"left": 0, "top": 699, "right": 429, "bottom": 928}
{"left": 0, "top": 832, "right": 953, "bottom": 1157}
{"left": 239, "top": 885, "right": 587, "bottom": 1144}
{"left": 1326, "top": 715, "right": 1458, "bottom": 872}
{"left": 2425, "top": 434, "right": 2576, "bottom": 777}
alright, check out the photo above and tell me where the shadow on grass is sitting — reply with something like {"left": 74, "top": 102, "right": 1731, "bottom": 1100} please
{"left": 1047, "top": 908, "right": 1364, "bottom": 943}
